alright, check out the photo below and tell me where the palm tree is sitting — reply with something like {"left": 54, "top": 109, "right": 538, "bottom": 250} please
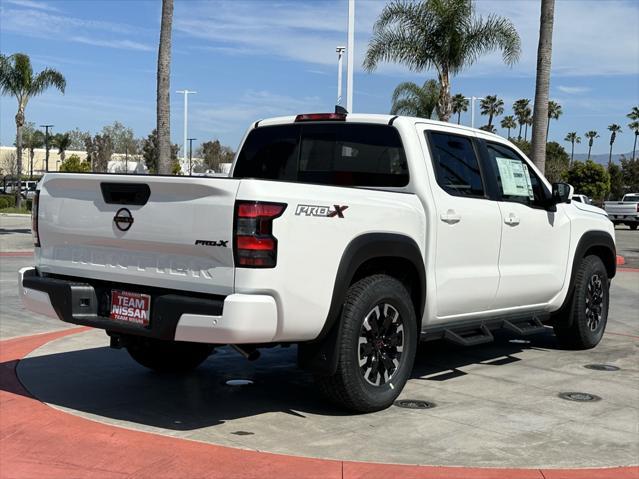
{"left": 564, "top": 132, "right": 580, "bottom": 165}
{"left": 451, "top": 94, "right": 468, "bottom": 124}
{"left": 52, "top": 133, "right": 71, "bottom": 163}
{"left": 513, "top": 99, "right": 530, "bottom": 139}
{"left": 546, "top": 100, "right": 562, "bottom": 138}
{"left": 363, "top": 0, "right": 521, "bottom": 122}
{"left": 500, "top": 115, "right": 516, "bottom": 139}
{"left": 22, "top": 127, "right": 45, "bottom": 178}
{"left": 523, "top": 110, "right": 533, "bottom": 141}
{"left": 157, "top": 0, "right": 173, "bottom": 175}
{"left": 390, "top": 79, "right": 440, "bottom": 118}
{"left": 0, "top": 53, "right": 65, "bottom": 207}
{"left": 629, "top": 121, "right": 639, "bottom": 161}
{"left": 607, "top": 123, "right": 622, "bottom": 166}
{"left": 529, "top": 0, "right": 555, "bottom": 173}
{"left": 479, "top": 124, "right": 497, "bottom": 134}
{"left": 480, "top": 95, "right": 504, "bottom": 128}
{"left": 585, "top": 130, "right": 599, "bottom": 160}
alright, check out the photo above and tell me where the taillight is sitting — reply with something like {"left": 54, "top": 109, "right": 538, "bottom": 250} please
{"left": 294, "top": 113, "right": 346, "bottom": 122}
{"left": 234, "top": 201, "right": 286, "bottom": 268}
{"left": 32, "top": 190, "right": 40, "bottom": 247}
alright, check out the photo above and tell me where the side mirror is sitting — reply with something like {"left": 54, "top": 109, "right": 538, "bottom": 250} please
{"left": 552, "top": 182, "right": 573, "bottom": 204}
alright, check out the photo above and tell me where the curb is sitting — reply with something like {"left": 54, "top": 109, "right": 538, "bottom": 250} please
{"left": 1, "top": 330, "right": 638, "bottom": 479}
{"left": 0, "top": 213, "right": 31, "bottom": 217}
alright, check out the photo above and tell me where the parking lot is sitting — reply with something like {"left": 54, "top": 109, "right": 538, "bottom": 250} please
{"left": 1, "top": 214, "right": 638, "bottom": 476}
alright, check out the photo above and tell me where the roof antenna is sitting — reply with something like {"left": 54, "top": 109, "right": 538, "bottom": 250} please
{"left": 335, "top": 105, "right": 348, "bottom": 115}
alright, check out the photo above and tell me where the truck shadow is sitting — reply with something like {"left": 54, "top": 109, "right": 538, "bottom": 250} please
{"left": 5, "top": 329, "right": 560, "bottom": 431}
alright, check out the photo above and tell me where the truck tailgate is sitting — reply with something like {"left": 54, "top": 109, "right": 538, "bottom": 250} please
{"left": 36, "top": 174, "right": 240, "bottom": 295}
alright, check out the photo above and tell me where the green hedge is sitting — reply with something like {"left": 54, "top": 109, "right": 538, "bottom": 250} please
{"left": 0, "top": 195, "right": 16, "bottom": 209}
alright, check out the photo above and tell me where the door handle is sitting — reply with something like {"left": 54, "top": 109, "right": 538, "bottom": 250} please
{"left": 504, "top": 213, "right": 520, "bottom": 226}
{"left": 440, "top": 210, "right": 461, "bottom": 224}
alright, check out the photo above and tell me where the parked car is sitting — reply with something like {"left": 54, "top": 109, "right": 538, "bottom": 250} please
{"left": 19, "top": 113, "right": 616, "bottom": 412}
{"left": 604, "top": 193, "right": 639, "bottom": 230}
{"left": 571, "top": 194, "right": 591, "bottom": 204}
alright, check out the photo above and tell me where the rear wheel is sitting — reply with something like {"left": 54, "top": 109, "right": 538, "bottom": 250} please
{"left": 126, "top": 337, "right": 214, "bottom": 372}
{"left": 629, "top": 223, "right": 638, "bottom": 230}
{"left": 315, "top": 275, "right": 417, "bottom": 412}
{"left": 553, "top": 255, "right": 609, "bottom": 349}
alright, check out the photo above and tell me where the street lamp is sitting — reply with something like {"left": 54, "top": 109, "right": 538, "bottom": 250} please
{"left": 176, "top": 90, "right": 196, "bottom": 163}
{"left": 463, "top": 97, "right": 484, "bottom": 129}
{"left": 336, "top": 46, "right": 346, "bottom": 106}
{"left": 40, "top": 124, "right": 54, "bottom": 172}
{"left": 187, "top": 138, "right": 197, "bottom": 176}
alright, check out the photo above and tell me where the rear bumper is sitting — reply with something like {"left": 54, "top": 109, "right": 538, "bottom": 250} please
{"left": 18, "top": 267, "right": 278, "bottom": 344}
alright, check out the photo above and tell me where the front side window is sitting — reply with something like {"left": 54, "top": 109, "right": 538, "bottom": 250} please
{"left": 485, "top": 142, "right": 548, "bottom": 207}
{"left": 427, "top": 132, "right": 485, "bottom": 197}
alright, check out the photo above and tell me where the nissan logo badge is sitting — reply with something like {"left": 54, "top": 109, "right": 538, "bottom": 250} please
{"left": 113, "top": 208, "right": 134, "bottom": 232}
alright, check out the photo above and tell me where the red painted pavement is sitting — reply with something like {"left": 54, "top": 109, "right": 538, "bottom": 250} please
{"left": 1, "top": 330, "right": 638, "bottom": 479}
{"left": 0, "top": 251, "right": 33, "bottom": 257}
{"left": 616, "top": 255, "right": 625, "bottom": 266}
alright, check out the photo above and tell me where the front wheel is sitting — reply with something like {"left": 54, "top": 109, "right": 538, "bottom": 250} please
{"left": 126, "top": 337, "right": 214, "bottom": 372}
{"left": 315, "top": 275, "right": 418, "bottom": 412}
{"left": 553, "top": 255, "right": 610, "bottom": 349}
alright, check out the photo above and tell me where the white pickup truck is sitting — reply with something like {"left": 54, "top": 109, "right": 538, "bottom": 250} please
{"left": 604, "top": 193, "right": 639, "bottom": 230}
{"left": 19, "top": 113, "right": 617, "bottom": 412}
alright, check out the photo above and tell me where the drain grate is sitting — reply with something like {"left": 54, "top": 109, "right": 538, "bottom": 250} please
{"left": 225, "top": 379, "right": 254, "bottom": 386}
{"left": 395, "top": 399, "right": 436, "bottom": 409}
{"left": 558, "top": 392, "right": 601, "bottom": 402}
{"left": 584, "top": 364, "right": 620, "bottom": 371}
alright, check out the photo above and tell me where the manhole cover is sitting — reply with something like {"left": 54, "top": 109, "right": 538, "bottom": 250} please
{"left": 558, "top": 392, "right": 601, "bottom": 402}
{"left": 584, "top": 364, "right": 620, "bottom": 371}
{"left": 394, "top": 399, "right": 436, "bottom": 409}
{"left": 225, "top": 379, "right": 254, "bottom": 386}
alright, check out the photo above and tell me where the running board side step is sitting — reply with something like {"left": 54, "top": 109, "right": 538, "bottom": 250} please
{"left": 502, "top": 317, "right": 546, "bottom": 336}
{"left": 443, "top": 324, "right": 494, "bottom": 347}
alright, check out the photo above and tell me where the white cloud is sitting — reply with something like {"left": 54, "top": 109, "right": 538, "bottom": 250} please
{"left": 4, "top": 0, "right": 58, "bottom": 12}
{"left": 71, "top": 36, "right": 153, "bottom": 52}
{"left": 557, "top": 86, "right": 591, "bottom": 95}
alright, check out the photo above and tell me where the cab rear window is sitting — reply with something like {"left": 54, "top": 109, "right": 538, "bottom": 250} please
{"left": 233, "top": 123, "right": 409, "bottom": 187}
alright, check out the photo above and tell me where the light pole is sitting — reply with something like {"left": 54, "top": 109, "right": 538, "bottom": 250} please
{"left": 187, "top": 138, "right": 196, "bottom": 175}
{"left": 40, "top": 124, "right": 54, "bottom": 172}
{"left": 176, "top": 90, "right": 196, "bottom": 163}
{"left": 336, "top": 46, "right": 346, "bottom": 106}
{"left": 346, "top": 0, "right": 355, "bottom": 113}
{"left": 463, "top": 97, "right": 484, "bottom": 129}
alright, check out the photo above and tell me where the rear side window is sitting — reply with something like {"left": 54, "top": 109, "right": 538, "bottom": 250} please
{"left": 427, "top": 132, "right": 484, "bottom": 197}
{"left": 233, "top": 123, "right": 408, "bottom": 187}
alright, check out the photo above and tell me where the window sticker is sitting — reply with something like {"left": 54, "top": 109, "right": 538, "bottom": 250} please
{"left": 495, "top": 157, "right": 534, "bottom": 199}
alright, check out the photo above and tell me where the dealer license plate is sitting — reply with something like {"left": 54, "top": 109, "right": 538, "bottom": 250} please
{"left": 110, "top": 290, "right": 151, "bottom": 326}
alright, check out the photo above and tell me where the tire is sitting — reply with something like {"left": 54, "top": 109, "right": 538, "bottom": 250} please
{"left": 553, "top": 255, "right": 610, "bottom": 350}
{"left": 126, "top": 337, "right": 214, "bottom": 373}
{"left": 629, "top": 223, "right": 638, "bottom": 230}
{"left": 315, "top": 274, "right": 418, "bottom": 413}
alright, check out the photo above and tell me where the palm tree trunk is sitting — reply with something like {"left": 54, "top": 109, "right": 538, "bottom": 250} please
{"left": 588, "top": 143, "right": 592, "bottom": 160}
{"left": 546, "top": 118, "right": 550, "bottom": 139}
{"left": 488, "top": 113, "right": 493, "bottom": 128}
{"left": 633, "top": 132, "right": 637, "bottom": 161}
{"left": 524, "top": 123, "right": 529, "bottom": 141}
{"left": 507, "top": 127, "right": 511, "bottom": 139}
{"left": 530, "top": 0, "right": 555, "bottom": 174}
{"left": 570, "top": 141, "right": 574, "bottom": 166}
{"left": 457, "top": 111, "right": 461, "bottom": 125}
{"left": 14, "top": 109, "right": 24, "bottom": 209}
{"left": 30, "top": 150, "right": 34, "bottom": 179}
{"left": 437, "top": 68, "right": 451, "bottom": 122}
{"left": 156, "top": 0, "right": 174, "bottom": 175}
{"left": 518, "top": 123, "right": 523, "bottom": 140}
{"left": 608, "top": 143, "right": 613, "bottom": 167}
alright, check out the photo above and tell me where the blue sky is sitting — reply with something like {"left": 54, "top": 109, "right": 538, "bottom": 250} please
{"left": 1, "top": 0, "right": 638, "bottom": 157}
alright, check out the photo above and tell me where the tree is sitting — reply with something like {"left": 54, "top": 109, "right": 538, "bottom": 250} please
{"left": 629, "top": 121, "right": 639, "bottom": 161}
{"left": 564, "top": 160, "right": 610, "bottom": 202}
{"left": 59, "top": 154, "right": 91, "bottom": 173}
{"left": 607, "top": 123, "right": 622, "bottom": 167}
{"left": 390, "top": 79, "right": 440, "bottom": 119}
{"left": 564, "top": 132, "right": 580, "bottom": 165}
{"left": 546, "top": 100, "right": 562, "bottom": 138}
{"left": 101, "top": 121, "right": 139, "bottom": 154}
{"left": 85, "top": 134, "right": 113, "bottom": 173}
{"left": 21, "top": 123, "right": 44, "bottom": 178}
{"left": 584, "top": 131, "right": 599, "bottom": 160}
{"left": 608, "top": 163, "right": 624, "bottom": 200}
{"left": 524, "top": 113, "right": 533, "bottom": 141}
{"left": 65, "top": 128, "right": 91, "bottom": 150}
{"left": 479, "top": 95, "right": 504, "bottom": 128}
{"left": 500, "top": 115, "right": 516, "bottom": 139}
{"left": 544, "top": 141, "right": 570, "bottom": 183}
{"left": 620, "top": 156, "right": 639, "bottom": 192}
{"left": 363, "top": 0, "right": 520, "bottom": 122}
{"left": 451, "top": 94, "right": 468, "bottom": 124}
{"left": 479, "top": 124, "right": 497, "bottom": 133}
{"left": 196, "top": 140, "right": 235, "bottom": 173}
{"left": 156, "top": 0, "right": 173, "bottom": 174}
{"left": 513, "top": 99, "right": 530, "bottom": 139}
{"left": 142, "top": 129, "right": 179, "bottom": 174}
{"left": 52, "top": 133, "right": 71, "bottom": 162}
{"left": 0, "top": 53, "right": 65, "bottom": 207}
{"left": 530, "top": 0, "right": 555, "bottom": 174}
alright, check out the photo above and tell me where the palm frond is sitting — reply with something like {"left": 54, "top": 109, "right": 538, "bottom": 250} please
{"left": 461, "top": 14, "right": 521, "bottom": 72}
{"left": 30, "top": 68, "right": 66, "bottom": 96}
